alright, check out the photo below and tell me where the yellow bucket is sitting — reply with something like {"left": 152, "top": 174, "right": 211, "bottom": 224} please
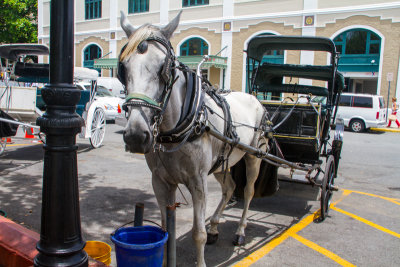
{"left": 84, "top": 241, "right": 112, "bottom": 265}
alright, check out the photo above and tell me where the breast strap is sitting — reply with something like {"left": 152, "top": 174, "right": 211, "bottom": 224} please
{"left": 157, "top": 70, "right": 203, "bottom": 143}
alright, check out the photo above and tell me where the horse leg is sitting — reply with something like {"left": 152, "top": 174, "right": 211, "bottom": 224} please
{"left": 233, "top": 154, "right": 262, "bottom": 246}
{"left": 152, "top": 174, "right": 177, "bottom": 267}
{"left": 207, "top": 172, "right": 236, "bottom": 244}
{"left": 152, "top": 173, "right": 177, "bottom": 229}
{"left": 187, "top": 175, "right": 208, "bottom": 267}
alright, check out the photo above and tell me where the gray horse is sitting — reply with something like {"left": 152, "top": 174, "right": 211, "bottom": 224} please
{"left": 120, "top": 11, "right": 268, "bottom": 267}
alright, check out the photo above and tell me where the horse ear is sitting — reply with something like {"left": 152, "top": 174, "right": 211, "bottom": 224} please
{"left": 161, "top": 11, "right": 182, "bottom": 40}
{"left": 120, "top": 11, "right": 136, "bottom": 38}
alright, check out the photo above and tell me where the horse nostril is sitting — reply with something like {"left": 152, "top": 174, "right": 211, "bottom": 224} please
{"left": 143, "top": 131, "right": 150, "bottom": 144}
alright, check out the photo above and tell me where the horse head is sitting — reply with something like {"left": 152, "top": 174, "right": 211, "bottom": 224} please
{"left": 119, "top": 11, "right": 181, "bottom": 153}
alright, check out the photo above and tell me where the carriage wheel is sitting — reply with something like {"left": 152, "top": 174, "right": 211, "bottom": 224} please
{"left": 0, "top": 138, "right": 6, "bottom": 156}
{"left": 89, "top": 108, "right": 106, "bottom": 148}
{"left": 320, "top": 155, "right": 335, "bottom": 221}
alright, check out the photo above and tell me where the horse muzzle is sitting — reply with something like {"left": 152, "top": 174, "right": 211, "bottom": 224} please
{"left": 123, "top": 121, "right": 154, "bottom": 154}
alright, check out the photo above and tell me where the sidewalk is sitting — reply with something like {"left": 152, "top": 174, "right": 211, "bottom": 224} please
{"left": 370, "top": 123, "right": 400, "bottom": 132}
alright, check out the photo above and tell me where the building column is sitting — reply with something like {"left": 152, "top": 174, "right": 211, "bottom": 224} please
{"left": 396, "top": 53, "right": 400, "bottom": 101}
{"left": 38, "top": 0, "right": 44, "bottom": 63}
{"left": 160, "top": 0, "right": 169, "bottom": 25}
{"left": 109, "top": 0, "right": 118, "bottom": 57}
{"left": 221, "top": 0, "right": 233, "bottom": 89}
{"left": 300, "top": 0, "right": 317, "bottom": 86}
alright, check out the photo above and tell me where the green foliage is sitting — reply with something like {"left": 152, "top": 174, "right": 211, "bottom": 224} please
{"left": 0, "top": 0, "right": 38, "bottom": 44}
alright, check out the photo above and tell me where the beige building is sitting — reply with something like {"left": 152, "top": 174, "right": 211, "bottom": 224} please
{"left": 38, "top": 0, "right": 400, "bottom": 102}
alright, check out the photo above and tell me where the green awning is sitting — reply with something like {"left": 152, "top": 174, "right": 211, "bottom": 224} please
{"left": 93, "top": 58, "right": 118, "bottom": 69}
{"left": 93, "top": 55, "right": 228, "bottom": 70}
{"left": 177, "top": 55, "right": 227, "bottom": 69}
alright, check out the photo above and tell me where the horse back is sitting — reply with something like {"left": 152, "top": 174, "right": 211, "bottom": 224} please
{"left": 225, "top": 91, "right": 265, "bottom": 143}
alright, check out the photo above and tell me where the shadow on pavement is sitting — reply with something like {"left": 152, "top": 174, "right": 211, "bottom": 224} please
{"left": 174, "top": 183, "right": 316, "bottom": 267}
{"left": 0, "top": 170, "right": 159, "bottom": 247}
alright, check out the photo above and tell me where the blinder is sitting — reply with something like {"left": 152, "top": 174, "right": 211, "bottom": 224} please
{"left": 117, "top": 44, "right": 128, "bottom": 87}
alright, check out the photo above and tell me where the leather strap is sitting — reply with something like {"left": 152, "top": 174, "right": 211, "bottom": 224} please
{"left": 125, "top": 93, "right": 160, "bottom": 107}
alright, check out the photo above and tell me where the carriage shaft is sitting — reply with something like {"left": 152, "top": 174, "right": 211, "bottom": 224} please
{"left": 205, "top": 126, "right": 311, "bottom": 172}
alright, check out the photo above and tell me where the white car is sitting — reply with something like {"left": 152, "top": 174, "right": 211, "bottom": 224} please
{"left": 97, "top": 77, "right": 125, "bottom": 98}
{"left": 76, "top": 82, "right": 123, "bottom": 121}
{"left": 335, "top": 93, "right": 386, "bottom": 132}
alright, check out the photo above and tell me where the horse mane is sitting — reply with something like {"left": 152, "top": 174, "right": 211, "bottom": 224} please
{"left": 120, "top": 24, "right": 158, "bottom": 61}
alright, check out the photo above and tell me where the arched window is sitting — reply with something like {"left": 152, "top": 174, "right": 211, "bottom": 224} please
{"left": 334, "top": 29, "right": 380, "bottom": 55}
{"left": 333, "top": 29, "right": 381, "bottom": 73}
{"left": 180, "top": 38, "right": 208, "bottom": 56}
{"left": 257, "top": 33, "right": 284, "bottom": 65}
{"left": 333, "top": 29, "right": 382, "bottom": 94}
{"left": 246, "top": 33, "right": 284, "bottom": 100}
{"left": 83, "top": 44, "right": 102, "bottom": 71}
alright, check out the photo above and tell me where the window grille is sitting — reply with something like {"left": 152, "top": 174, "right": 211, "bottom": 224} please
{"left": 180, "top": 38, "right": 208, "bottom": 56}
{"left": 85, "top": 0, "right": 102, "bottom": 20}
{"left": 182, "top": 0, "right": 209, "bottom": 7}
{"left": 128, "top": 0, "right": 149, "bottom": 14}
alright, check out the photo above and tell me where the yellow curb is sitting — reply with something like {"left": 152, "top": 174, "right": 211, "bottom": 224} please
{"left": 370, "top": 127, "right": 400, "bottom": 132}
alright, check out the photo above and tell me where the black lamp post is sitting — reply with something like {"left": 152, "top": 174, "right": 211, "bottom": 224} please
{"left": 34, "top": 0, "right": 88, "bottom": 266}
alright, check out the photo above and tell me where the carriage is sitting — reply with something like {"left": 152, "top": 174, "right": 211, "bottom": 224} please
{"left": 0, "top": 44, "right": 107, "bottom": 155}
{"left": 114, "top": 13, "right": 348, "bottom": 266}
{"left": 230, "top": 35, "right": 345, "bottom": 220}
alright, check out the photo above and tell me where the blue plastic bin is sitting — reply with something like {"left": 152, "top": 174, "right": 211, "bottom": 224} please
{"left": 110, "top": 225, "right": 168, "bottom": 267}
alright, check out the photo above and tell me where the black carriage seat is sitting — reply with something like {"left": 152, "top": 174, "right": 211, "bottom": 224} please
{"left": 14, "top": 62, "right": 50, "bottom": 81}
{"left": 253, "top": 64, "right": 344, "bottom": 164}
{"left": 263, "top": 102, "right": 324, "bottom": 164}
{"left": 254, "top": 63, "right": 344, "bottom": 97}
{"left": 254, "top": 63, "right": 334, "bottom": 97}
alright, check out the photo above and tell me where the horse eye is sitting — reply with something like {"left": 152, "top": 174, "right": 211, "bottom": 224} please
{"left": 137, "top": 41, "right": 148, "bottom": 54}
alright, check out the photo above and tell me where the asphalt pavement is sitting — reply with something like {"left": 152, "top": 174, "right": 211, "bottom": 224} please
{"left": 1, "top": 124, "right": 399, "bottom": 266}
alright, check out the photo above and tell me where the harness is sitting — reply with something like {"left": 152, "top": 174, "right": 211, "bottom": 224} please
{"left": 117, "top": 35, "right": 258, "bottom": 175}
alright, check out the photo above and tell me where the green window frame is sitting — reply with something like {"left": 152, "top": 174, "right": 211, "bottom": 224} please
{"left": 182, "top": 0, "right": 209, "bottom": 7}
{"left": 84, "top": 44, "right": 102, "bottom": 72}
{"left": 334, "top": 29, "right": 381, "bottom": 55}
{"left": 128, "top": 0, "right": 149, "bottom": 14}
{"left": 85, "top": 0, "right": 102, "bottom": 20}
{"left": 180, "top": 38, "right": 209, "bottom": 56}
{"left": 84, "top": 44, "right": 102, "bottom": 61}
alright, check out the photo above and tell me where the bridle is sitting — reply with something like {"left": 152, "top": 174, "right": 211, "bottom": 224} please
{"left": 118, "top": 34, "right": 210, "bottom": 153}
{"left": 117, "top": 35, "right": 178, "bottom": 115}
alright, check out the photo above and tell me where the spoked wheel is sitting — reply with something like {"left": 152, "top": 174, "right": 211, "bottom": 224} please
{"left": 320, "top": 155, "right": 336, "bottom": 221}
{"left": 0, "top": 138, "right": 6, "bottom": 156}
{"left": 89, "top": 108, "right": 106, "bottom": 148}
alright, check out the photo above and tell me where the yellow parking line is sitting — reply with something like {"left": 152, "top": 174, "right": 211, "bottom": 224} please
{"left": 292, "top": 233, "right": 356, "bottom": 267}
{"left": 6, "top": 143, "right": 40, "bottom": 147}
{"left": 331, "top": 206, "right": 400, "bottom": 239}
{"left": 233, "top": 210, "right": 317, "bottom": 266}
{"left": 342, "top": 189, "right": 400, "bottom": 205}
{"left": 233, "top": 190, "right": 350, "bottom": 266}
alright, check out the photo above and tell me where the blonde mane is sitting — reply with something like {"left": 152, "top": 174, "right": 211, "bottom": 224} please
{"left": 120, "top": 25, "right": 158, "bottom": 61}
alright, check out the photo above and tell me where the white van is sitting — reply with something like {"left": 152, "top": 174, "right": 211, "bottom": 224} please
{"left": 336, "top": 93, "right": 386, "bottom": 132}
{"left": 97, "top": 77, "right": 125, "bottom": 98}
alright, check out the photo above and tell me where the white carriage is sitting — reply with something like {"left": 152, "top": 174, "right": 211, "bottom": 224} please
{"left": 0, "top": 44, "right": 106, "bottom": 155}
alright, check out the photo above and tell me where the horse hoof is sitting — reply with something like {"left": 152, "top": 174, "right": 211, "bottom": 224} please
{"left": 233, "top": 235, "right": 245, "bottom": 246}
{"left": 206, "top": 233, "right": 219, "bottom": 245}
